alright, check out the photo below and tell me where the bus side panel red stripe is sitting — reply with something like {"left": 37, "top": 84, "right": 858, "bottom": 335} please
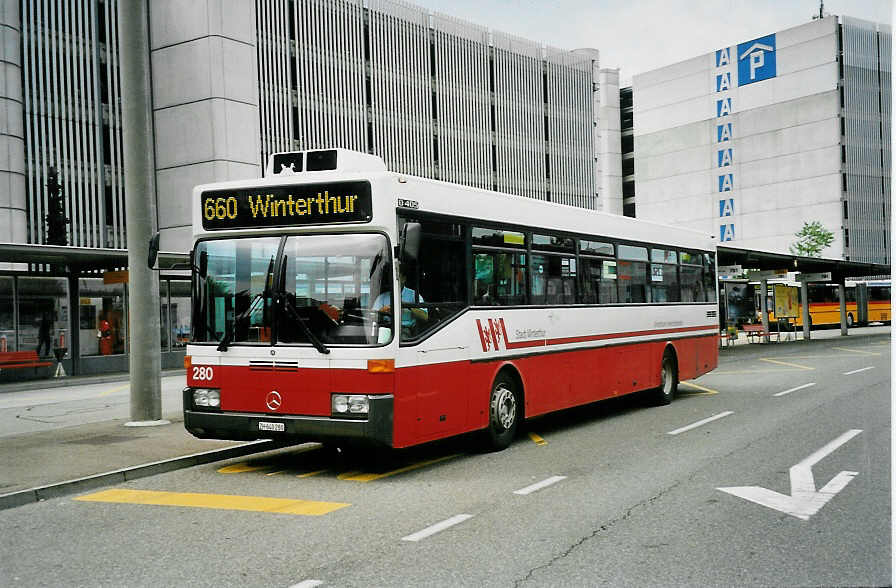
{"left": 395, "top": 334, "right": 718, "bottom": 447}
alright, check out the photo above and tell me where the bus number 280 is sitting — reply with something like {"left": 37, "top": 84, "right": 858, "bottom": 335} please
{"left": 193, "top": 366, "right": 214, "bottom": 381}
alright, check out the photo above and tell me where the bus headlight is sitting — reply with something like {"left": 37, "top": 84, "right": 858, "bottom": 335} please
{"left": 332, "top": 394, "right": 369, "bottom": 417}
{"left": 193, "top": 388, "right": 220, "bottom": 408}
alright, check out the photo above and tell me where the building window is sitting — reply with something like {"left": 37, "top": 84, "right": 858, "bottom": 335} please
{"left": 159, "top": 280, "right": 169, "bottom": 351}
{"left": 17, "top": 277, "right": 69, "bottom": 358}
{"left": 79, "top": 278, "right": 126, "bottom": 357}
{"left": 169, "top": 280, "right": 191, "bottom": 349}
{"left": 0, "top": 278, "right": 14, "bottom": 351}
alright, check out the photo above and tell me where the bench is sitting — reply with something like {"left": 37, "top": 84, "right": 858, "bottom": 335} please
{"left": 719, "top": 328, "right": 737, "bottom": 348}
{"left": 741, "top": 324, "right": 778, "bottom": 343}
{"left": 0, "top": 350, "right": 54, "bottom": 372}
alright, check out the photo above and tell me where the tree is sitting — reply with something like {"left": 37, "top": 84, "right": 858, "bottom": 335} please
{"left": 789, "top": 221, "right": 834, "bottom": 257}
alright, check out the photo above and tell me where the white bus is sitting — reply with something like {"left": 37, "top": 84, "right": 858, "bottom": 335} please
{"left": 183, "top": 149, "right": 719, "bottom": 451}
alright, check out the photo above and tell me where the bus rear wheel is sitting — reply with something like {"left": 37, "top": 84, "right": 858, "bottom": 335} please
{"left": 484, "top": 372, "right": 520, "bottom": 451}
{"left": 653, "top": 352, "right": 678, "bottom": 406}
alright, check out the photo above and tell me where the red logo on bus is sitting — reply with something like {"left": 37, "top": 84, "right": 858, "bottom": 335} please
{"left": 476, "top": 318, "right": 509, "bottom": 352}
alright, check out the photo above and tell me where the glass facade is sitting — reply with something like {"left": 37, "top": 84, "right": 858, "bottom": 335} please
{"left": 17, "top": 277, "right": 69, "bottom": 358}
{"left": 0, "top": 274, "right": 190, "bottom": 378}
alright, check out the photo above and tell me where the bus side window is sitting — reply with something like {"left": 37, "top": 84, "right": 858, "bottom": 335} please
{"left": 399, "top": 216, "right": 467, "bottom": 340}
{"left": 474, "top": 254, "right": 495, "bottom": 305}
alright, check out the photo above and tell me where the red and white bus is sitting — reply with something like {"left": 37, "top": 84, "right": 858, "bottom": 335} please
{"left": 183, "top": 149, "right": 719, "bottom": 451}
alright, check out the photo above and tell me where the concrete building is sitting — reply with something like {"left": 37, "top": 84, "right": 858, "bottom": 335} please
{"left": 632, "top": 16, "right": 891, "bottom": 264}
{"left": 0, "top": 0, "right": 620, "bottom": 377}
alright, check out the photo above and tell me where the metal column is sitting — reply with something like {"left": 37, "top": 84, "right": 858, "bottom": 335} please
{"left": 838, "top": 281, "right": 848, "bottom": 336}
{"left": 800, "top": 281, "right": 811, "bottom": 340}
{"left": 760, "top": 278, "right": 769, "bottom": 343}
{"left": 118, "top": 0, "right": 164, "bottom": 424}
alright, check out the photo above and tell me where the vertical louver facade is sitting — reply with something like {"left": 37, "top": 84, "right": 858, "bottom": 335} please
{"left": 21, "top": 0, "right": 124, "bottom": 248}
{"left": 256, "top": 0, "right": 599, "bottom": 207}
{"left": 840, "top": 17, "right": 891, "bottom": 264}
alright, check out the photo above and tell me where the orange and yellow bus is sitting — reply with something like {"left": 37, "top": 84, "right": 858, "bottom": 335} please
{"left": 757, "top": 281, "right": 890, "bottom": 328}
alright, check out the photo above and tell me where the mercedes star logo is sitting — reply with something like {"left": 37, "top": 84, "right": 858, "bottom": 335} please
{"left": 265, "top": 390, "right": 282, "bottom": 411}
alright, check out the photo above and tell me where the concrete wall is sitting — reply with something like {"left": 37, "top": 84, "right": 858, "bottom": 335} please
{"left": 633, "top": 17, "right": 845, "bottom": 257}
{"left": 0, "top": 0, "right": 26, "bottom": 249}
{"left": 598, "top": 67, "right": 623, "bottom": 215}
{"left": 150, "top": 0, "right": 261, "bottom": 252}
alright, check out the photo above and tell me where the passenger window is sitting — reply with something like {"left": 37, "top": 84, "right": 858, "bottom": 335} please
{"left": 398, "top": 216, "right": 466, "bottom": 341}
{"left": 679, "top": 265, "right": 704, "bottom": 302}
{"left": 530, "top": 253, "right": 576, "bottom": 305}
{"left": 617, "top": 260, "right": 648, "bottom": 303}
{"left": 650, "top": 262, "right": 680, "bottom": 303}
{"left": 702, "top": 252, "right": 717, "bottom": 302}
{"left": 580, "top": 257, "right": 618, "bottom": 304}
{"left": 474, "top": 252, "right": 527, "bottom": 305}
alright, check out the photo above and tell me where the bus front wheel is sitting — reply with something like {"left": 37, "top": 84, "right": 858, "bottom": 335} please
{"left": 653, "top": 352, "right": 678, "bottom": 406}
{"left": 484, "top": 372, "right": 520, "bottom": 451}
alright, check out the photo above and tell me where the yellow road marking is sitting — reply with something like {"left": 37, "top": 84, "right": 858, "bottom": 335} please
{"left": 528, "top": 432, "right": 547, "bottom": 446}
{"left": 217, "top": 463, "right": 272, "bottom": 474}
{"left": 265, "top": 470, "right": 286, "bottom": 477}
{"left": 678, "top": 381, "right": 718, "bottom": 395}
{"left": 297, "top": 469, "right": 329, "bottom": 478}
{"left": 75, "top": 489, "right": 349, "bottom": 515}
{"left": 759, "top": 358, "right": 813, "bottom": 370}
{"left": 832, "top": 346, "right": 881, "bottom": 356}
{"left": 337, "top": 454, "right": 459, "bottom": 482}
{"left": 98, "top": 384, "right": 130, "bottom": 397}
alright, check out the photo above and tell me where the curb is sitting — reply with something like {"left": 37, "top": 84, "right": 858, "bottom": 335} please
{"left": 0, "top": 439, "right": 283, "bottom": 511}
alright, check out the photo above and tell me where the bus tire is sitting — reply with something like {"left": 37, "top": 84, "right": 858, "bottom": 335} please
{"left": 846, "top": 313, "right": 854, "bottom": 328}
{"left": 484, "top": 372, "right": 520, "bottom": 451}
{"left": 654, "top": 351, "right": 678, "bottom": 406}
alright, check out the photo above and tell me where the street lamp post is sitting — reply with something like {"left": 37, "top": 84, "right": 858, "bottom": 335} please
{"left": 118, "top": 0, "right": 164, "bottom": 425}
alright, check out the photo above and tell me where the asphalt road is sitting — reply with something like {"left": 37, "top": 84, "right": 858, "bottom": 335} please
{"left": 0, "top": 332, "right": 890, "bottom": 587}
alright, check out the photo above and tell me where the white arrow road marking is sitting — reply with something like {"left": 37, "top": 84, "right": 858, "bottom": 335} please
{"left": 718, "top": 429, "right": 862, "bottom": 520}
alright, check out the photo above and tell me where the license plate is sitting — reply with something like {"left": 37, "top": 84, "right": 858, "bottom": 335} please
{"left": 258, "top": 421, "right": 285, "bottom": 432}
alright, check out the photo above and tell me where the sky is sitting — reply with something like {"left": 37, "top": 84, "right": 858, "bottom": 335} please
{"left": 411, "top": 0, "right": 892, "bottom": 84}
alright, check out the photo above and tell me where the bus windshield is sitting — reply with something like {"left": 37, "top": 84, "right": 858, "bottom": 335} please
{"left": 192, "top": 233, "right": 394, "bottom": 347}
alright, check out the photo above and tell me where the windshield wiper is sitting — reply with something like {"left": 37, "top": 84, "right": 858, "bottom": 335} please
{"left": 217, "top": 293, "right": 265, "bottom": 352}
{"left": 279, "top": 295, "right": 330, "bottom": 355}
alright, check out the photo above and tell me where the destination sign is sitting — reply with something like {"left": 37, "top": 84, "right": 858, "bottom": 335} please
{"left": 201, "top": 180, "right": 372, "bottom": 230}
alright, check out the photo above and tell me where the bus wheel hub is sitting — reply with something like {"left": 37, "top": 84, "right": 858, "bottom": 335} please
{"left": 491, "top": 385, "right": 516, "bottom": 431}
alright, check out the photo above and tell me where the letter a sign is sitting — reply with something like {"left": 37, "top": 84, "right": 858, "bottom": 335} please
{"left": 716, "top": 48, "right": 731, "bottom": 67}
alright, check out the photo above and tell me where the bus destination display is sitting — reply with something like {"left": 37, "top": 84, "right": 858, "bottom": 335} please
{"left": 201, "top": 181, "right": 371, "bottom": 230}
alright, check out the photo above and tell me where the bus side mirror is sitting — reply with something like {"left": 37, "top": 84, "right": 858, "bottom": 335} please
{"left": 198, "top": 250, "right": 208, "bottom": 278}
{"left": 147, "top": 232, "right": 160, "bottom": 270}
{"left": 399, "top": 222, "right": 422, "bottom": 265}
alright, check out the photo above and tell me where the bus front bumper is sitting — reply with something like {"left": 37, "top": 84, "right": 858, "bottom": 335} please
{"left": 183, "top": 390, "right": 394, "bottom": 447}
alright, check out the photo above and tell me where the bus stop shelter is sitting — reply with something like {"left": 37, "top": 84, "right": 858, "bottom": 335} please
{"left": 0, "top": 243, "right": 187, "bottom": 378}
{"left": 717, "top": 245, "right": 891, "bottom": 342}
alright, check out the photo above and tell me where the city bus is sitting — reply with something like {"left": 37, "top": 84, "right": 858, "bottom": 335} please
{"left": 182, "top": 149, "right": 719, "bottom": 451}
{"left": 756, "top": 280, "right": 891, "bottom": 328}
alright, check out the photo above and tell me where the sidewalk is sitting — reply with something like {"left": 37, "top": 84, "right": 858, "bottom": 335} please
{"left": 0, "top": 369, "right": 281, "bottom": 509}
{"left": 718, "top": 323, "right": 891, "bottom": 348}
